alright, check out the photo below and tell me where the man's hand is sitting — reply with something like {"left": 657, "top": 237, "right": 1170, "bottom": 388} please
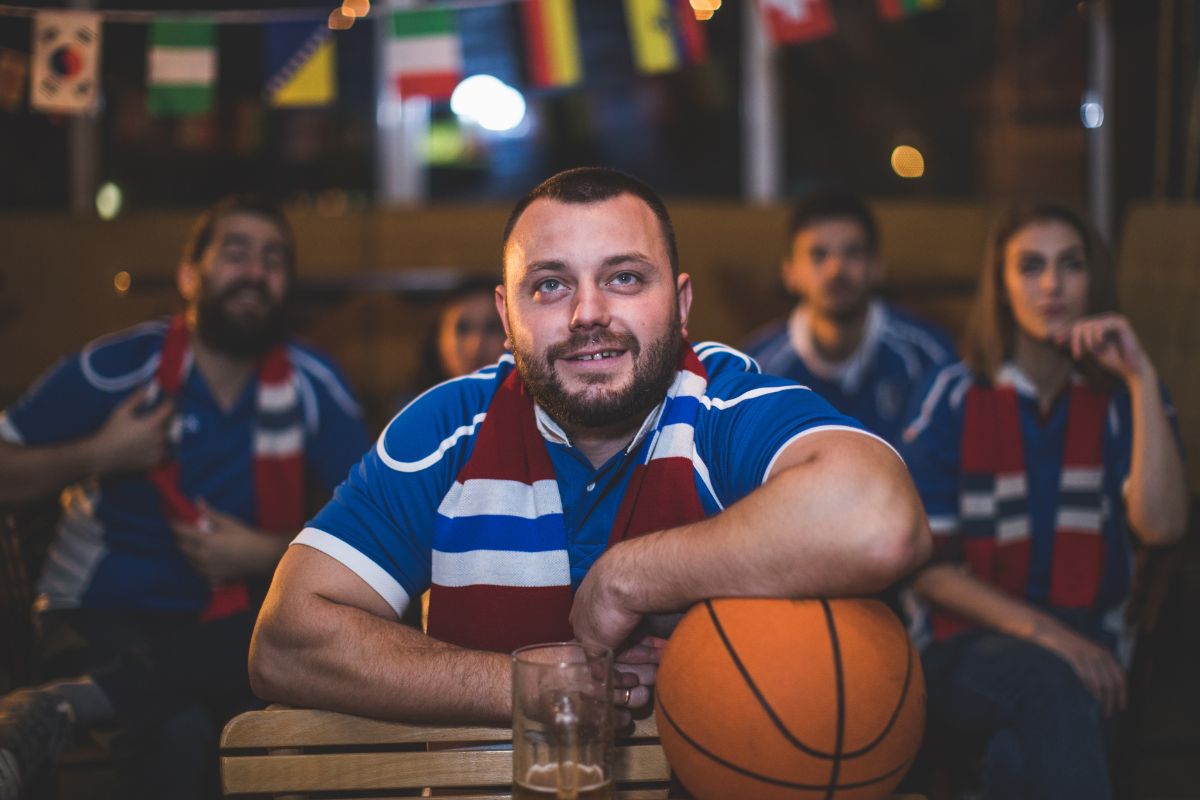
{"left": 569, "top": 544, "right": 643, "bottom": 652}
{"left": 1030, "top": 618, "right": 1128, "bottom": 717}
{"left": 612, "top": 636, "right": 665, "bottom": 730}
{"left": 89, "top": 387, "right": 174, "bottom": 475}
{"left": 171, "top": 503, "right": 287, "bottom": 584}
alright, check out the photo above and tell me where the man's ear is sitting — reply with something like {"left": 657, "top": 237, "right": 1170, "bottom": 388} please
{"left": 177, "top": 261, "right": 199, "bottom": 303}
{"left": 494, "top": 284, "right": 512, "bottom": 350}
{"left": 676, "top": 273, "right": 694, "bottom": 338}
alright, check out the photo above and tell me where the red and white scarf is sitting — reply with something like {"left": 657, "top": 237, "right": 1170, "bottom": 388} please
{"left": 931, "top": 375, "right": 1109, "bottom": 642}
{"left": 147, "top": 314, "right": 304, "bottom": 622}
{"left": 426, "top": 342, "right": 708, "bottom": 653}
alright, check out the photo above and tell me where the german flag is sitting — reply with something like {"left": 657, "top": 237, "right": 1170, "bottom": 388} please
{"left": 521, "top": 0, "right": 582, "bottom": 89}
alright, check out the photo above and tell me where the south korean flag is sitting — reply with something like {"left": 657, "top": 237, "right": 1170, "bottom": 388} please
{"left": 31, "top": 11, "right": 101, "bottom": 115}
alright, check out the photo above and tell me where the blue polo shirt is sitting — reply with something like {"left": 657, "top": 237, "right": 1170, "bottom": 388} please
{"left": 0, "top": 319, "right": 370, "bottom": 612}
{"left": 297, "top": 342, "right": 885, "bottom": 617}
{"left": 745, "top": 301, "right": 956, "bottom": 445}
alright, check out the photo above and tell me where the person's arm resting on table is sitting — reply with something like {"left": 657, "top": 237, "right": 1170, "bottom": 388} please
{"left": 250, "top": 545, "right": 512, "bottom": 722}
{"left": 571, "top": 428, "right": 931, "bottom": 649}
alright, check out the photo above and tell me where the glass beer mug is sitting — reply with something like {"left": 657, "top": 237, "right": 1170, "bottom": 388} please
{"left": 512, "top": 642, "right": 614, "bottom": 800}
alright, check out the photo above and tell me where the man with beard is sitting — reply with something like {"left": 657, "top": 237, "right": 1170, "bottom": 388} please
{"left": 744, "top": 188, "right": 956, "bottom": 445}
{"left": 0, "top": 194, "right": 368, "bottom": 799}
{"left": 248, "top": 168, "right": 930, "bottom": 726}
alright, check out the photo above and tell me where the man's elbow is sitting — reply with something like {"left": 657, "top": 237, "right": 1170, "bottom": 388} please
{"left": 861, "top": 488, "right": 932, "bottom": 590}
{"left": 247, "top": 614, "right": 297, "bottom": 703}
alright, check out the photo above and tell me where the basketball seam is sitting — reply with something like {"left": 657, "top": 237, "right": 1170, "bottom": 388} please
{"left": 657, "top": 697, "right": 914, "bottom": 792}
{"left": 820, "top": 597, "right": 845, "bottom": 800}
{"left": 702, "top": 598, "right": 915, "bottom": 759}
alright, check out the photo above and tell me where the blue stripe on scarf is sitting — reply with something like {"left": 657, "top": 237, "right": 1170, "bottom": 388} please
{"left": 433, "top": 511, "right": 566, "bottom": 553}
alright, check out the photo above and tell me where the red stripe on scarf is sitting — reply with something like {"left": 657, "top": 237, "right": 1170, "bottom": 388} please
{"left": 1048, "top": 386, "right": 1109, "bottom": 608}
{"left": 430, "top": 585, "right": 575, "bottom": 654}
{"left": 149, "top": 315, "right": 302, "bottom": 622}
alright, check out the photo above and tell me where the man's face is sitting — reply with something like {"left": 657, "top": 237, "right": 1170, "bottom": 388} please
{"left": 497, "top": 194, "right": 693, "bottom": 433}
{"left": 186, "top": 212, "right": 292, "bottom": 359}
{"left": 437, "top": 292, "right": 508, "bottom": 378}
{"left": 782, "top": 218, "right": 879, "bottom": 322}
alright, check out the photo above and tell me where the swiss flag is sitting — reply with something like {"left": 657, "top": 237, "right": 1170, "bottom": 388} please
{"left": 758, "top": 0, "right": 837, "bottom": 45}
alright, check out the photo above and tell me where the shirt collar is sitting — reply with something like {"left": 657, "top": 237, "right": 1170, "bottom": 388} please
{"left": 995, "top": 361, "right": 1086, "bottom": 398}
{"left": 788, "top": 299, "right": 885, "bottom": 394}
{"left": 533, "top": 399, "right": 665, "bottom": 456}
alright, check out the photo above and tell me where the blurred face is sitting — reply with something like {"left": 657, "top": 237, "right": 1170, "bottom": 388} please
{"left": 1002, "top": 220, "right": 1090, "bottom": 344}
{"left": 783, "top": 218, "right": 878, "bottom": 322}
{"left": 184, "top": 212, "right": 292, "bottom": 359}
{"left": 497, "top": 194, "right": 692, "bottom": 433}
{"left": 437, "top": 292, "right": 507, "bottom": 378}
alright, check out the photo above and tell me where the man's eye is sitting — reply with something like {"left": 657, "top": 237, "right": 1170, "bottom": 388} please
{"left": 610, "top": 272, "right": 639, "bottom": 286}
{"left": 536, "top": 279, "right": 562, "bottom": 293}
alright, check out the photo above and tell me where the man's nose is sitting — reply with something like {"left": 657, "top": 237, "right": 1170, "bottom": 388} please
{"left": 570, "top": 283, "right": 611, "bottom": 330}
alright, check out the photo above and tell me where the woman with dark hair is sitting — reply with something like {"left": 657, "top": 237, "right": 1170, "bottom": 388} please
{"left": 901, "top": 203, "right": 1186, "bottom": 799}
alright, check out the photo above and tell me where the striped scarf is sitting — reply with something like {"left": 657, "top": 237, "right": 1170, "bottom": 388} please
{"left": 427, "top": 342, "right": 708, "bottom": 653}
{"left": 147, "top": 314, "right": 305, "bottom": 622}
{"left": 931, "top": 377, "right": 1110, "bottom": 642}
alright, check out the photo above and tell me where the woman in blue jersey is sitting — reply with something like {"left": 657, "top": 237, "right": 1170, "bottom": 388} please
{"left": 900, "top": 202, "right": 1186, "bottom": 799}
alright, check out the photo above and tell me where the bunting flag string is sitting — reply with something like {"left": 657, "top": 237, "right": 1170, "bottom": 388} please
{"left": 0, "top": 0, "right": 942, "bottom": 117}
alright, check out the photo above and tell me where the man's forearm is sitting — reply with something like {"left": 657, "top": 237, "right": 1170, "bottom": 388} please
{"left": 250, "top": 591, "right": 512, "bottom": 723}
{"left": 0, "top": 438, "right": 98, "bottom": 505}
{"left": 572, "top": 433, "right": 930, "bottom": 647}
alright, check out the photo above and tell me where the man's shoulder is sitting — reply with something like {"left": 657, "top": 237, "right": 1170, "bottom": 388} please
{"left": 693, "top": 341, "right": 818, "bottom": 401}
{"left": 375, "top": 358, "right": 510, "bottom": 469}
{"left": 878, "top": 304, "right": 956, "bottom": 365}
{"left": 77, "top": 319, "right": 169, "bottom": 392}
{"left": 285, "top": 340, "right": 361, "bottom": 415}
{"left": 741, "top": 319, "right": 789, "bottom": 358}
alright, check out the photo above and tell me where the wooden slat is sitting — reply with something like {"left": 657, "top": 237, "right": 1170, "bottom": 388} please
{"left": 221, "top": 706, "right": 659, "bottom": 749}
{"left": 222, "top": 743, "right": 667, "bottom": 795}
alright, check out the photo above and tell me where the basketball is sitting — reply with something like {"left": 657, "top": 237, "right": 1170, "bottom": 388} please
{"left": 654, "top": 597, "right": 924, "bottom": 800}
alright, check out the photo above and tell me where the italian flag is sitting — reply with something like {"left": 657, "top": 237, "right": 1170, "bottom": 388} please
{"left": 147, "top": 20, "right": 216, "bottom": 116}
{"left": 390, "top": 9, "right": 461, "bottom": 100}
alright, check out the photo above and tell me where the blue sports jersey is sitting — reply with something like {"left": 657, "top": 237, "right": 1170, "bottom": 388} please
{"left": 297, "top": 342, "right": 885, "bottom": 618}
{"left": 745, "top": 300, "right": 956, "bottom": 445}
{"left": 899, "top": 361, "right": 1179, "bottom": 658}
{"left": 0, "top": 319, "right": 370, "bottom": 613}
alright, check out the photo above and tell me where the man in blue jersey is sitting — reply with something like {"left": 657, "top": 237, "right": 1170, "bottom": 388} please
{"left": 249, "top": 168, "right": 930, "bottom": 726}
{"left": 0, "top": 194, "right": 369, "bottom": 799}
{"left": 744, "top": 189, "right": 956, "bottom": 445}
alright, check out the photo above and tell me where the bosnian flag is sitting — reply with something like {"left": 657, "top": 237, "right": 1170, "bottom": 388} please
{"left": 757, "top": 0, "right": 837, "bottom": 45}
{"left": 389, "top": 8, "right": 462, "bottom": 100}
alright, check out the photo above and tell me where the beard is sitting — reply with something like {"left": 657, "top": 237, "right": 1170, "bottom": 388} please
{"left": 814, "top": 279, "right": 870, "bottom": 324}
{"left": 513, "top": 311, "right": 685, "bottom": 432}
{"left": 194, "top": 278, "right": 289, "bottom": 359}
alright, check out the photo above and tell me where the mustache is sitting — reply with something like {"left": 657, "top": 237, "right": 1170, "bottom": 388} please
{"left": 215, "top": 280, "right": 272, "bottom": 305}
{"left": 546, "top": 331, "right": 641, "bottom": 362}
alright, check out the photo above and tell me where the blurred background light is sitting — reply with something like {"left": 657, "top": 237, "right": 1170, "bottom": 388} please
{"left": 341, "top": 0, "right": 370, "bottom": 18}
{"left": 1080, "top": 91, "right": 1104, "bottom": 129}
{"left": 891, "top": 145, "right": 925, "bottom": 179}
{"left": 113, "top": 270, "right": 131, "bottom": 296}
{"left": 96, "top": 182, "right": 123, "bottom": 220}
{"left": 327, "top": 8, "right": 354, "bottom": 30}
{"left": 450, "top": 74, "right": 526, "bottom": 133}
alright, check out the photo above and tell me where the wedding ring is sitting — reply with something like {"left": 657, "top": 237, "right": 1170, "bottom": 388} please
{"left": 621, "top": 688, "right": 632, "bottom": 706}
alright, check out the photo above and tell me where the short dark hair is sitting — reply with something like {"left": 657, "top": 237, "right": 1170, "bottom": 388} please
{"left": 182, "top": 193, "right": 296, "bottom": 273}
{"left": 787, "top": 188, "right": 879, "bottom": 254}
{"left": 501, "top": 167, "right": 679, "bottom": 277}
